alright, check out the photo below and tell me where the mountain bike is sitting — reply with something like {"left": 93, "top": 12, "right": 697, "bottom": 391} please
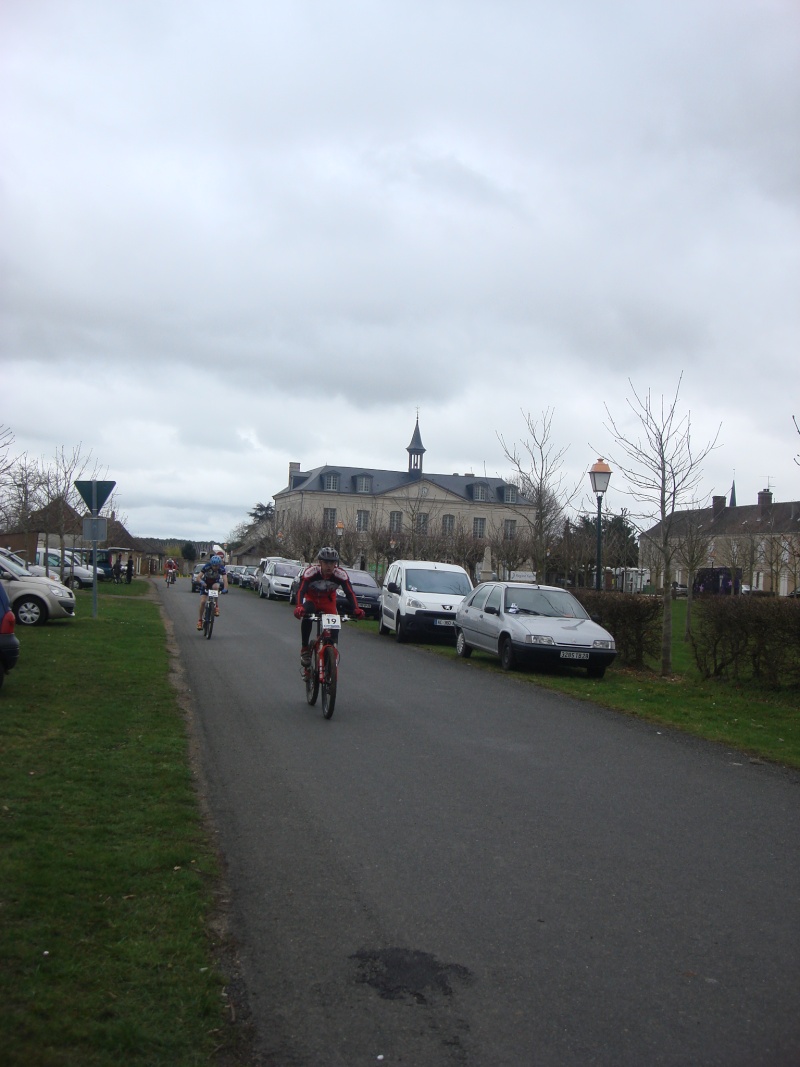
{"left": 302, "top": 613, "right": 347, "bottom": 719}
{"left": 165, "top": 569, "right": 177, "bottom": 587}
{"left": 202, "top": 588, "right": 220, "bottom": 639}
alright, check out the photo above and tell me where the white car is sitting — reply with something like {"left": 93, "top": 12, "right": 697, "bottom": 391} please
{"left": 378, "top": 560, "right": 473, "bottom": 642}
{"left": 455, "top": 582, "right": 616, "bottom": 678}
{"left": 33, "top": 548, "right": 96, "bottom": 590}
{"left": 258, "top": 560, "right": 302, "bottom": 600}
{"left": 0, "top": 555, "right": 77, "bottom": 626}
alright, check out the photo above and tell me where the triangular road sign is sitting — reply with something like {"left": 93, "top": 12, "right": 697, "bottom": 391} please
{"left": 74, "top": 480, "right": 116, "bottom": 514}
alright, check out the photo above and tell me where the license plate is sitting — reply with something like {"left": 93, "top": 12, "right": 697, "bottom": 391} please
{"left": 560, "top": 650, "right": 589, "bottom": 660}
{"left": 434, "top": 619, "right": 454, "bottom": 627}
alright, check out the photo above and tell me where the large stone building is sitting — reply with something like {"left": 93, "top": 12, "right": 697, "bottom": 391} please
{"left": 640, "top": 487, "right": 800, "bottom": 596}
{"left": 272, "top": 418, "right": 535, "bottom": 572}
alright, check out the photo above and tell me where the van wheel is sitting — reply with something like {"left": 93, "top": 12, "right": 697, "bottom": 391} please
{"left": 395, "top": 614, "right": 408, "bottom": 643}
{"left": 456, "top": 630, "right": 472, "bottom": 658}
{"left": 500, "top": 637, "right": 516, "bottom": 671}
{"left": 65, "top": 576, "right": 83, "bottom": 590}
{"left": 378, "top": 612, "right": 390, "bottom": 635}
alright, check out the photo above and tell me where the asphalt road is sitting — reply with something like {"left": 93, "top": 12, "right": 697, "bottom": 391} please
{"left": 158, "top": 579, "right": 800, "bottom": 1067}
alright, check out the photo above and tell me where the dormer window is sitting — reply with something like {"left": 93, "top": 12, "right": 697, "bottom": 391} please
{"left": 356, "top": 475, "right": 372, "bottom": 494}
{"left": 473, "top": 484, "right": 488, "bottom": 502}
{"left": 504, "top": 485, "right": 517, "bottom": 504}
{"left": 324, "top": 472, "right": 339, "bottom": 492}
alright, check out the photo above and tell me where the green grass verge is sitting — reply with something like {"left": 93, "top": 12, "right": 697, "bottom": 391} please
{"left": 416, "top": 600, "right": 800, "bottom": 768}
{"left": 0, "top": 592, "right": 240, "bottom": 1067}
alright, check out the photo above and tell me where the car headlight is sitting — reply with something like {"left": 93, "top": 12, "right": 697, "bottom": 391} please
{"left": 48, "top": 584, "right": 72, "bottom": 598}
{"left": 592, "top": 639, "right": 615, "bottom": 649}
{"left": 405, "top": 596, "right": 426, "bottom": 609}
{"left": 525, "top": 634, "right": 555, "bottom": 645}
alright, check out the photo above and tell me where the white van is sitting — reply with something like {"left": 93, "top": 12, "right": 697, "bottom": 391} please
{"left": 378, "top": 560, "right": 473, "bottom": 642}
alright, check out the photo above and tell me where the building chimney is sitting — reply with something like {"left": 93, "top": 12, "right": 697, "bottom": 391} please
{"left": 758, "top": 489, "right": 773, "bottom": 515}
{"left": 712, "top": 496, "right": 726, "bottom": 517}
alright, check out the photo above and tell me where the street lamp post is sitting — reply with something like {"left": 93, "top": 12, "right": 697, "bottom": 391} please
{"left": 589, "top": 458, "right": 612, "bottom": 591}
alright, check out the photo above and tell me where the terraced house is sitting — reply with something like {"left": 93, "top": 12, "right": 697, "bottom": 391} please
{"left": 639, "top": 487, "right": 800, "bottom": 597}
{"left": 272, "top": 419, "right": 536, "bottom": 574}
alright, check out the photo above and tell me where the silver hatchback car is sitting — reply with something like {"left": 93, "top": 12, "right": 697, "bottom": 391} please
{"left": 455, "top": 582, "right": 616, "bottom": 678}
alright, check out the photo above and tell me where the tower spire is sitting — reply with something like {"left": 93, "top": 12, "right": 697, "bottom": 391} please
{"left": 406, "top": 414, "right": 426, "bottom": 476}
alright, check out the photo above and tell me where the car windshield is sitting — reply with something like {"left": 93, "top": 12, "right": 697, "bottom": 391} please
{"left": 275, "top": 564, "right": 300, "bottom": 577}
{"left": 1, "top": 556, "right": 36, "bottom": 578}
{"left": 348, "top": 571, "right": 378, "bottom": 590}
{"left": 503, "top": 587, "right": 589, "bottom": 619}
{"left": 405, "top": 569, "right": 472, "bottom": 595}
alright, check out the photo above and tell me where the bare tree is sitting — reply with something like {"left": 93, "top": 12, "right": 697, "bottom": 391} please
{"left": 604, "top": 376, "right": 720, "bottom": 675}
{"left": 499, "top": 408, "right": 581, "bottom": 583}
{"left": 674, "top": 509, "right": 713, "bottom": 639}
{"left": 0, "top": 454, "right": 46, "bottom": 534}
{"left": 42, "top": 445, "right": 105, "bottom": 578}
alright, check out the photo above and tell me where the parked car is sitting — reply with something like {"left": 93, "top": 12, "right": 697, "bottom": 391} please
{"left": 191, "top": 563, "right": 206, "bottom": 592}
{"left": 239, "top": 566, "right": 259, "bottom": 591}
{"left": 0, "top": 546, "right": 63, "bottom": 582}
{"left": 0, "top": 555, "right": 77, "bottom": 626}
{"left": 336, "top": 568, "right": 382, "bottom": 619}
{"left": 259, "top": 560, "right": 302, "bottom": 600}
{"left": 455, "top": 582, "right": 617, "bottom": 678}
{"left": 288, "top": 570, "right": 304, "bottom": 605}
{"left": 0, "top": 580, "right": 20, "bottom": 689}
{"left": 378, "top": 560, "right": 473, "bottom": 642}
{"left": 226, "top": 565, "right": 246, "bottom": 586}
{"left": 33, "top": 548, "right": 96, "bottom": 590}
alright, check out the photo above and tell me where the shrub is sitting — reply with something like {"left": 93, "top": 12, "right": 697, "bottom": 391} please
{"left": 691, "top": 596, "right": 800, "bottom": 687}
{"left": 574, "top": 590, "right": 662, "bottom": 667}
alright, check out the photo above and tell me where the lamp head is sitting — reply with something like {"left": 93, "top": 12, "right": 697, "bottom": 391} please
{"left": 589, "top": 458, "right": 612, "bottom": 496}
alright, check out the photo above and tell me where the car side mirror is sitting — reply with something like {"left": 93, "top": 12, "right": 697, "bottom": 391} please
{"left": 484, "top": 604, "right": 499, "bottom": 616}
{"left": 386, "top": 581, "right": 400, "bottom": 594}
{"left": 591, "top": 614, "right": 601, "bottom": 623}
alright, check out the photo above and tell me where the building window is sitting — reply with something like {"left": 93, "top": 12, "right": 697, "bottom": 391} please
{"left": 473, "top": 517, "right": 486, "bottom": 539}
{"left": 416, "top": 512, "right": 429, "bottom": 534}
{"left": 473, "top": 484, "right": 488, "bottom": 502}
{"left": 356, "top": 475, "right": 371, "bottom": 493}
{"left": 504, "top": 519, "right": 516, "bottom": 541}
{"left": 389, "top": 511, "right": 403, "bottom": 533}
{"left": 356, "top": 510, "right": 370, "bottom": 532}
{"left": 323, "top": 508, "right": 337, "bottom": 529}
{"left": 442, "top": 514, "right": 455, "bottom": 535}
{"left": 504, "top": 485, "right": 517, "bottom": 504}
{"left": 324, "top": 472, "right": 339, "bottom": 491}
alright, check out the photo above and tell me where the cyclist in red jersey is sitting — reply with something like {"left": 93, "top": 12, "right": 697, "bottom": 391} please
{"left": 293, "top": 546, "right": 364, "bottom": 667}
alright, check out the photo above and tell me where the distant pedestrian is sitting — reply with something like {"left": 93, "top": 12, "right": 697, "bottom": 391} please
{"left": 126, "top": 558, "right": 134, "bottom": 584}
{"left": 113, "top": 557, "right": 122, "bottom": 583}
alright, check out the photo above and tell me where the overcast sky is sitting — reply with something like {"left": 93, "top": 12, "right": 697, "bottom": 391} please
{"left": 2, "top": 0, "right": 798, "bottom": 541}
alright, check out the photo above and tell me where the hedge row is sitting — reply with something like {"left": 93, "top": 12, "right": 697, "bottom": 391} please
{"left": 574, "top": 590, "right": 662, "bottom": 667}
{"left": 690, "top": 596, "right": 800, "bottom": 686}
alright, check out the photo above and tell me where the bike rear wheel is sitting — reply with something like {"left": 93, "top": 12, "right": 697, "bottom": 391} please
{"left": 305, "top": 648, "right": 319, "bottom": 705}
{"left": 204, "top": 601, "right": 214, "bottom": 639}
{"left": 321, "top": 644, "right": 337, "bottom": 719}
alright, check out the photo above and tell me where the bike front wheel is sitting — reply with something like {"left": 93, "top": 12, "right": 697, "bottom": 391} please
{"left": 321, "top": 644, "right": 337, "bottom": 719}
{"left": 305, "top": 650, "right": 319, "bottom": 705}
{"left": 204, "top": 603, "right": 214, "bottom": 639}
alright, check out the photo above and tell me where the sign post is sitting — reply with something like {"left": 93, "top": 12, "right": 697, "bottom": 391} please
{"left": 74, "top": 480, "right": 116, "bottom": 618}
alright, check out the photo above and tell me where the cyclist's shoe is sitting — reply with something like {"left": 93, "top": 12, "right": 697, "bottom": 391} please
{"left": 214, "top": 605, "right": 220, "bottom": 617}
{"left": 300, "top": 646, "right": 311, "bottom": 668}
{"left": 197, "top": 620, "right": 203, "bottom": 631}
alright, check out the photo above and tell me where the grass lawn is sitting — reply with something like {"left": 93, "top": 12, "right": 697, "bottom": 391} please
{"left": 0, "top": 581, "right": 247, "bottom": 1067}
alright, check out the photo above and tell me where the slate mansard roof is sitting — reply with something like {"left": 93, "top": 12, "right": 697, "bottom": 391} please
{"left": 275, "top": 464, "right": 530, "bottom": 506}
